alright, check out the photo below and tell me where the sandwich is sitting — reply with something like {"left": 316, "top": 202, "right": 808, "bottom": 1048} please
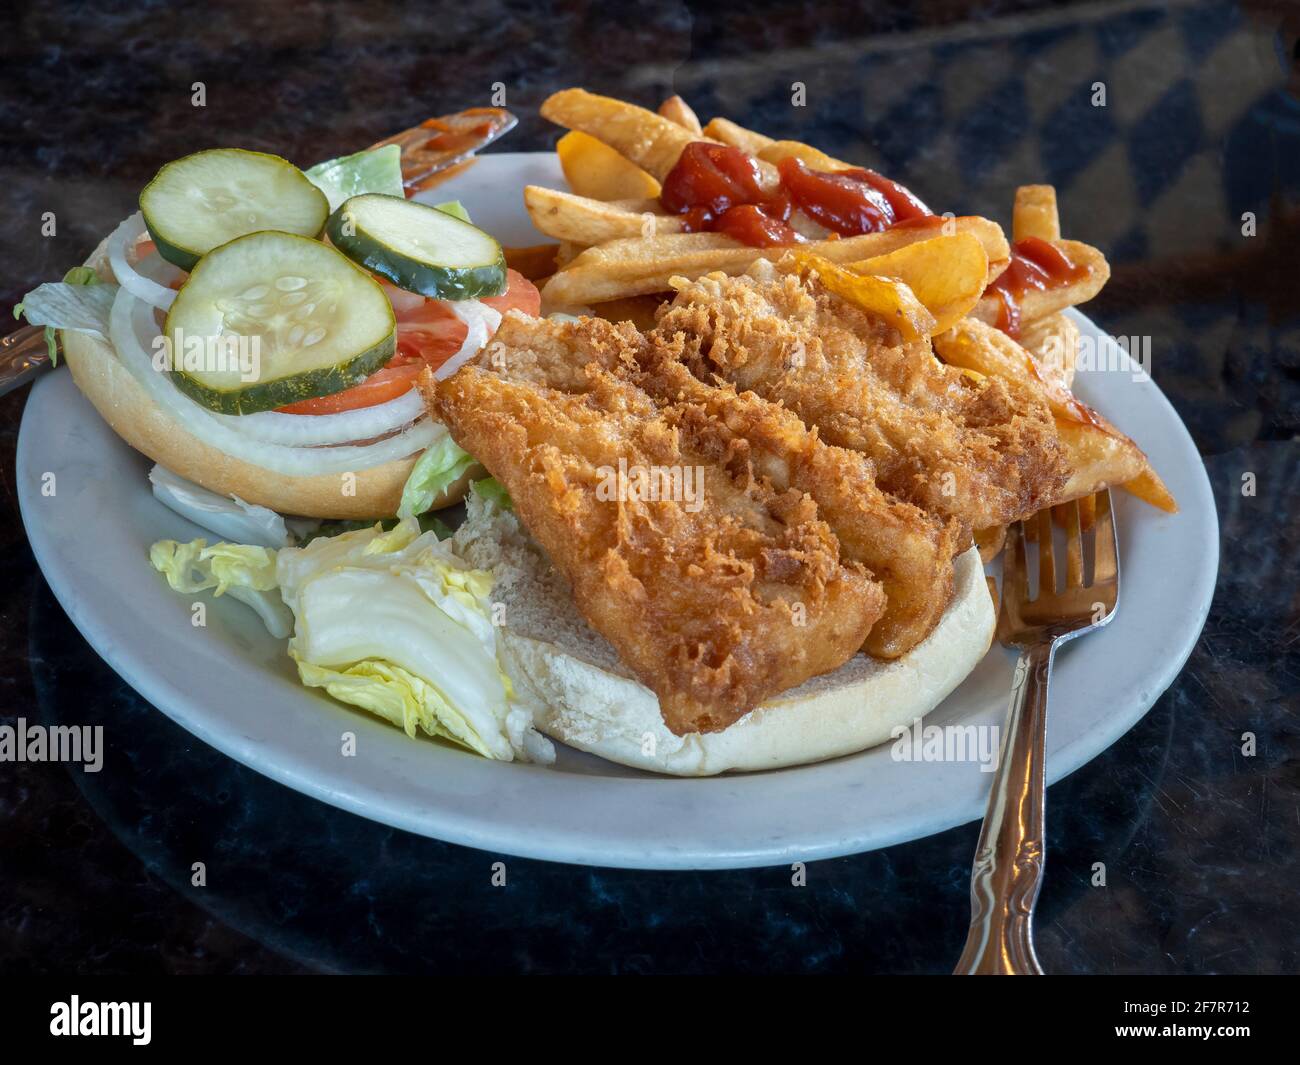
{"left": 20, "top": 138, "right": 537, "bottom": 519}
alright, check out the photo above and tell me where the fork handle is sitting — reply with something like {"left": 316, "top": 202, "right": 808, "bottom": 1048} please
{"left": 0, "top": 325, "right": 53, "bottom": 398}
{"left": 954, "top": 639, "right": 1055, "bottom": 975}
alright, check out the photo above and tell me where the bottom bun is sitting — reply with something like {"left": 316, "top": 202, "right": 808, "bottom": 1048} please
{"left": 61, "top": 329, "right": 475, "bottom": 519}
{"left": 453, "top": 499, "right": 995, "bottom": 776}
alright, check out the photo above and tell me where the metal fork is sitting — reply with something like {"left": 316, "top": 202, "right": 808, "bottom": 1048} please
{"left": 953, "top": 490, "right": 1120, "bottom": 975}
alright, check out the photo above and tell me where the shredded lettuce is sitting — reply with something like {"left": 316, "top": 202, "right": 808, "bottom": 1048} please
{"left": 306, "top": 144, "right": 404, "bottom": 212}
{"left": 149, "top": 538, "right": 293, "bottom": 637}
{"left": 471, "top": 476, "right": 512, "bottom": 510}
{"left": 14, "top": 267, "right": 113, "bottom": 365}
{"left": 398, "top": 436, "right": 477, "bottom": 519}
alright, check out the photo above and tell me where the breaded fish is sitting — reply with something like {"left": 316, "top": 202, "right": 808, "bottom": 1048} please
{"left": 461, "top": 313, "right": 962, "bottom": 660}
{"left": 425, "top": 350, "right": 885, "bottom": 735}
{"left": 652, "top": 261, "right": 1069, "bottom": 529}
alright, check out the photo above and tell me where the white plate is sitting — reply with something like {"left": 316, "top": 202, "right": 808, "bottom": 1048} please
{"left": 16, "top": 152, "right": 1218, "bottom": 869}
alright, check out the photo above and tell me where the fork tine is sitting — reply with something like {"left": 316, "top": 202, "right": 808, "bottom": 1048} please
{"left": 999, "top": 521, "right": 1027, "bottom": 637}
{"left": 1035, "top": 509, "right": 1056, "bottom": 598}
{"left": 1059, "top": 499, "right": 1084, "bottom": 588}
{"left": 1077, "top": 493, "right": 1097, "bottom": 533}
{"left": 1092, "top": 490, "right": 1118, "bottom": 585}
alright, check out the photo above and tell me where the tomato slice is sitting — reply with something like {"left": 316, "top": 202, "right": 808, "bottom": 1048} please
{"left": 274, "top": 363, "right": 423, "bottom": 415}
{"left": 274, "top": 270, "right": 540, "bottom": 415}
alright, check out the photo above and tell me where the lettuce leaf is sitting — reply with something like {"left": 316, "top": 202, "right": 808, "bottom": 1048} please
{"left": 149, "top": 516, "right": 552, "bottom": 762}
{"left": 278, "top": 517, "right": 550, "bottom": 761}
{"left": 14, "top": 267, "right": 114, "bottom": 366}
{"left": 398, "top": 435, "right": 476, "bottom": 519}
{"left": 293, "top": 656, "right": 497, "bottom": 756}
{"left": 434, "top": 200, "right": 471, "bottom": 223}
{"left": 149, "top": 538, "right": 293, "bottom": 637}
{"left": 470, "top": 476, "right": 512, "bottom": 510}
{"left": 306, "top": 144, "right": 404, "bottom": 212}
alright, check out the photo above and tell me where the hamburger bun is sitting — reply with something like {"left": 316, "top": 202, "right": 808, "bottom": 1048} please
{"left": 453, "top": 496, "right": 996, "bottom": 776}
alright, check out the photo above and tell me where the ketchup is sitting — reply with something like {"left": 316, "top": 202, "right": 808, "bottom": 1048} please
{"left": 713, "top": 204, "right": 803, "bottom": 246}
{"left": 421, "top": 123, "right": 493, "bottom": 154}
{"left": 660, "top": 141, "right": 932, "bottom": 248}
{"left": 777, "top": 157, "right": 894, "bottom": 234}
{"left": 986, "top": 237, "right": 1089, "bottom": 339}
{"left": 661, "top": 142, "right": 798, "bottom": 245}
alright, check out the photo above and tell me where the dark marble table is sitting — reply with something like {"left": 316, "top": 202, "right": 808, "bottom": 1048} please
{"left": 1, "top": 0, "right": 1295, "bottom": 974}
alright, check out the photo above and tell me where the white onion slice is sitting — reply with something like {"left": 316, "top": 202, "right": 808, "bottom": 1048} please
{"left": 209, "top": 387, "right": 427, "bottom": 446}
{"left": 433, "top": 299, "right": 502, "bottom": 381}
{"left": 110, "top": 287, "right": 441, "bottom": 476}
{"left": 108, "top": 212, "right": 179, "bottom": 312}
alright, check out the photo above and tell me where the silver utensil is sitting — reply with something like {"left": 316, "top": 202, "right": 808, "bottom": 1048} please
{"left": 0, "top": 324, "right": 50, "bottom": 398}
{"left": 0, "top": 107, "right": 518, "bottom": 398}
{"left": 954, "top": 491, "right": 1120, "bottom": 975}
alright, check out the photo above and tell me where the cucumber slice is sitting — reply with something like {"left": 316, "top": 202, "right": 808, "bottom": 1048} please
{"left": 163, "top": 231, "right": 396, "bottom": 415}
{"left": 326, "top": 193, "right": 507, "bottom": 300}
{"left": 141, "top": 149, "right": 330, "bottom": 271}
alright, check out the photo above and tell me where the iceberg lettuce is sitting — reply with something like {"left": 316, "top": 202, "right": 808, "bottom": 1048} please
{"left": 306, "top": 145, "right": 404, "bottom": 212}
{"left": 398, "top": 435, "right": 476, "bottom": 519}
{"left": 470, "top": 476, "right": 512, "bottom": 510}
{"left": 277, "top": 517, "right": 551, "bottom": 761}
{"left": 149, "top": 511, "right": 552, "bottom": 761}
{"left": 14, "top": 267, "right": 116, "bottom": 365}
{"left": 149, "top": 538, "right": 293, "bottom": 637}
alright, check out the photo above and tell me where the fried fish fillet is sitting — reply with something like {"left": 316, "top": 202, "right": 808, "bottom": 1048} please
{"left": 425, "top": 348, "right": 886, "bottom": 736}
{"left": 462, "top": 313, "right": 961, "bottom": 660}
{"left": 652, "top": 261, "right": 1069, "bottom": 529}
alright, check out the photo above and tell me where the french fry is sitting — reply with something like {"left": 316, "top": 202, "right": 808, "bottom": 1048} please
{"left": 843, "top": 233, "right": 989, "bottom": 333}
{"left": 525, "top": 185, "right": 684, "bottom": 244}
{"left": 1013, "top": 185, "right": 1061, "bottom": 242}
{"left": 1018, "top": 311, "right": 1079, "bottom": 389}
{"left": 1054, "top": 419, "right": 1147, "bottom": 501}
{"left": 757, "top": 140, "right": 852, "bottom": 171}
{"left": 969, "top": 239, "right": 1109, "bottom": 326}
{"left": 933, "top": 318, "right": 1174, "bottom": 510}
{"left": 542, "top": 89, "right": 743, "bottom": 183}
{"left": 554, "top": 240, "right": 583, "bottom": 269}
{"left": 793, "top": 253, "right": 936, "bottom": 342}
{"left": 556, "top": 130, "right": 661, "bottom": 200}
{"left": 503, "top": 243, "right": 562, "bottom": 282}
{"left": 937, "top": 317, "right": 1101, "bottom": 424}
{"left": 702, "top": 116, "right": 774, "bottom": 155}
{"left": 1120, "top": 468, "right": 1178, "bottom": 513}
{"left": 541, "top": 217, "right": 1009, "bottom": 306}
{"left": 659, "top": 95, "right": 702, "bottom": 135}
